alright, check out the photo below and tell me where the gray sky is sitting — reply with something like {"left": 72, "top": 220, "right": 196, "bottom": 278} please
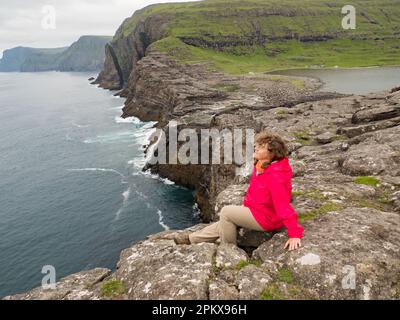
{"left": 0, "top": 0, "right": 200, "bottom": 58}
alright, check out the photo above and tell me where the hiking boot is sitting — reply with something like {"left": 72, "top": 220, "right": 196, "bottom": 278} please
{"left": 174, "top": 233, "right": 191, "bottom": 245}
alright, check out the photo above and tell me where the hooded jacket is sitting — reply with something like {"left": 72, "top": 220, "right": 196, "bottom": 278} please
{"left": 243, "top": 157, "right": 304, "bottom": 238}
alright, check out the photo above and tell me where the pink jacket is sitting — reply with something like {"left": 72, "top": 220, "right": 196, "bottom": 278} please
{"left": 243, "top": 157, "right": 304, "bottom": 238}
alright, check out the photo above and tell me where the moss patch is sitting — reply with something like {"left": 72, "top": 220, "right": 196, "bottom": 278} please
{"left": 353, "top": 176, "right": 380, "bottom": 187}
{"left": 278, "top": 268, "right": 295, "bottom": 284}
{"left": 292, "top": 131, "right": 311, "bottom": 145}
{"left": 211, "top": 83, "right": 241, "bottom": 92}
{"left": 235, "top": 259, "right": 262, "bottom": 271}
{"left": 260, "top": 284, "right": 285, "bottom": 300}
{"left": 100, "top": 280, "right": 125, "bottom": 298}
{"left": 299, "top": 202, "right": 344, "bottom": 223}
{"left": 290, "top": 79, "right": 305, "bottom": 90}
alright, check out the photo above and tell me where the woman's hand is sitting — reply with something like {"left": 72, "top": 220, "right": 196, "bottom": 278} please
{"left": 284, "top": 238, "right": 301, "bottom": 251}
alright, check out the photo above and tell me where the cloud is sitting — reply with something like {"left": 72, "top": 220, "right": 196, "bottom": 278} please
{"left": 0, "top": 0, "right": 201, "bottom": 58}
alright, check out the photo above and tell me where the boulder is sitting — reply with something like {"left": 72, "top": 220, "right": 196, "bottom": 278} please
{"left": 253, "top": 207, "right": 400, "bottom": 300}
{"left": 114, "top": 239, "right": 217, "bottom": 299}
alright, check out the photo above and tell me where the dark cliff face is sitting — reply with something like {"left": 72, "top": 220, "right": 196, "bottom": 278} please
{"left": 94, "top": 13, "right": 172, "bottom": 90}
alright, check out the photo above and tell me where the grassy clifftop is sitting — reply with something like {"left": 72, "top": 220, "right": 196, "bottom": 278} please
{"left": 111, "top": 0, "right": 400, "bottom": 74}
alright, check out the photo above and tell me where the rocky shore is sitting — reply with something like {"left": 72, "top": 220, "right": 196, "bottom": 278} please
{"left": 4, "top": 41, "right": 400, "bottom": 299}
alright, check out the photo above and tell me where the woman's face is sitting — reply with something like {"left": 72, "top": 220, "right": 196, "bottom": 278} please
{"left": 254, "top": 143, "right": 274, "bottom": 162}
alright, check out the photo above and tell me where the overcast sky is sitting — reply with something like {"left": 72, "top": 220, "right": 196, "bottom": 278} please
{"left": 0, "top": 0, "right": 200, "bottom": 58}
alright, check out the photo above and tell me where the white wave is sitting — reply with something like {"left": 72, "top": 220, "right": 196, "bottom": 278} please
{"left": 134, "top": 190, "right": 148, "bottom": 200}
{"left": 138, "top": 169, "right": 175, "bottom": 185}
{"left": 157, "top": 210, "right": 170, "bottom": 231}
{"left": 114, "top": 116, "right": 140, "bottom": 124}
{"left": 72, "top": 122, "right": 90, "bottom": 128}
{"left": 114, "top": 207, "right": 124, "bottom": 221}
{"left": 109, "top": 105, "right": 124, "bottom": 111}
{"left": 192, "top": 203, "right": 201, "bottom": 218}
{"left": 135, "top": 122, "right": 158, "bottom": 146}
{"left": 66, "top": 168, "right": 125, "bottom": 178}
{"left": 65, "top": 133, "right": 73, "bottom": 141}
{"left": 114, "top": 186, "right": 131, "bottom": 221}
{"left": 160, "top": 177, "right": 175, "bottom": 185}
{"left": 122, "top": 187, "right": 131, "bottom": 203}
{"left": 128, "top": 157, "right": 146, "bottom": 171}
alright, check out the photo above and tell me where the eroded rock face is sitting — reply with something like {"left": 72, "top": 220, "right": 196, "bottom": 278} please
{"left": 115, "top": 239, "right": 216, "bottom": 299}
{"left": 253, "top": 207, "right": 400, "bottom": 300}
{"left": 94, "top": 13, "right": 172, "bottom": 90}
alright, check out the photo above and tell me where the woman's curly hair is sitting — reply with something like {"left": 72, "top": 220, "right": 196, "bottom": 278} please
{"left": 254, "top": 131, "right": 289, "bottom": 168}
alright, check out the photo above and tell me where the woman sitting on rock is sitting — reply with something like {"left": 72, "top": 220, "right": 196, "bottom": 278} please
{"left": 174, "top": 131, "right": 304, "bottom": 251}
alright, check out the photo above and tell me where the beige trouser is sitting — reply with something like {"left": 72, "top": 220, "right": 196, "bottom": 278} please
{"left": 188, "top": 205, "right": 265, "bottom": 245}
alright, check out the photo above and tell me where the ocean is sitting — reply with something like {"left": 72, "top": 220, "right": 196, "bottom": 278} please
{"left": 0, "top": 72, "right": 201, "bottom": 297}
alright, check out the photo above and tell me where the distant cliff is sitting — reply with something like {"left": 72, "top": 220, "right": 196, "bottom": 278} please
{"left": 0, "top": 47, "right": 67, "bottom": 72}
{"left": 0, "top": 35, "right": 112, "bottom": 72}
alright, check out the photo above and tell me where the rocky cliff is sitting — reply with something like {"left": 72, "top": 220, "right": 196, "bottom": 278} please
{"left": 4, "top": 0, "right": 400, "bottom": 300}
{"left": 94, "top": 0, "right": 400, "bottom": 90}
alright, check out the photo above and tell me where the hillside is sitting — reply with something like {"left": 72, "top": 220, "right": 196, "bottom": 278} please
{"left": 95, "top": 0, "right": 400, "bottom": 89}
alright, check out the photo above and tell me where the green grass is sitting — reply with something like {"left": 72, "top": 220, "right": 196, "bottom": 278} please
{"left": 154, "top": 37, "right": 400, "bottom": 74}
{"left": 352, "top": 198, "right": 387, "bottom": 211}
{"left": 278, "top": 268, "right": 295, "bottom": 284}
{"left": 211, "top": 83, "right": 241, "bottom": 92}
{"left": 292, "top": 131, "right": 311, "bottom": 145}
{"left": 113, "top": 0, "right": 400, "bottom": 75}
{"left": 275, "top": 109, "right": 288, "bottom": 116}
{"left": 353, "top": 176, "right": 380, "bottom": 187}
{"left": 297, "top": 188, "right": 328, "bottom": 201}
{"left": 260, "top": 284, "right": 285, "bottom": 300}
{"left": 235, "top": 259, "right": 262, "bottom": 271}
{"left": 299, "top": 202, "right": 343, "bottom": 223}
{"left": 100, "top": 280, "right": 125, "bottom": 298}
{"left": 292, "top": 191, "right": 304, "bottom": 197}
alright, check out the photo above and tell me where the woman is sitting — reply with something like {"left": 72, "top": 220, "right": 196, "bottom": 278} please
{"left": 174, "top": 131, "right": 303, "bottom": 251}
